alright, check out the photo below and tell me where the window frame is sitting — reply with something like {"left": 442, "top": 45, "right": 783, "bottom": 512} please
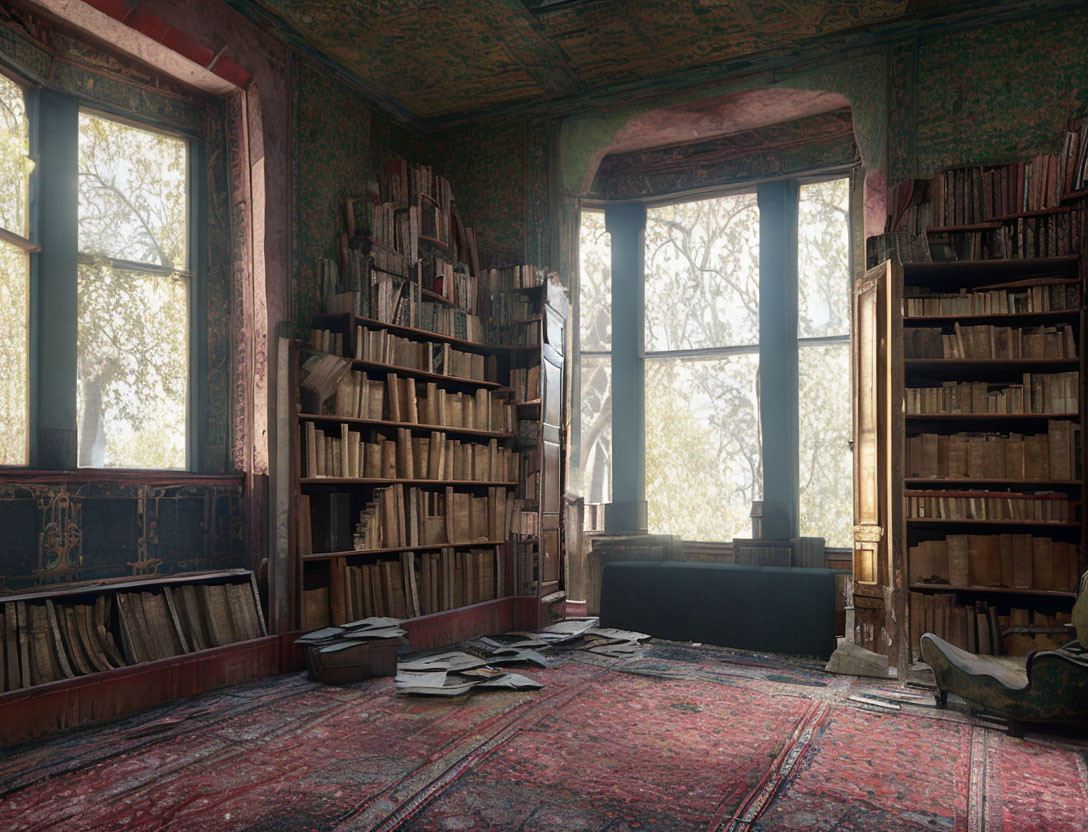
{"left": 0, "top": 63, "right": 40, "bottom": 469}
{"left": 0, "top": 63, "right": 206, "bottom": 473}
{"left": 575, "top": 164, "right": 859, "bottom": 545}
{"left": 75, "top": 106, "right": 198, "bottom": 472}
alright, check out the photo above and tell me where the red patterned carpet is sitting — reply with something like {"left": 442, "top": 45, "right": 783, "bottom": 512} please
{"left": 1, "top": 642, "right": 1086, "bottom": 831}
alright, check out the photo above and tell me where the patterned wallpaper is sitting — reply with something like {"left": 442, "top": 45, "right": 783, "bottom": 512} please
{"left": 291, "top": 55, "right": 424, "bottom": 333}
{"left": 887, "top": 9, "right": 1088, "bottom": 184}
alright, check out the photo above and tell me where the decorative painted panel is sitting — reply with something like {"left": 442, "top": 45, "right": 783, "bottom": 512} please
{"left": 0, "top": 475, "right": 246, "bottom": 593}
{"left": 590, "top": 109, "right": 858, "bottom": 201}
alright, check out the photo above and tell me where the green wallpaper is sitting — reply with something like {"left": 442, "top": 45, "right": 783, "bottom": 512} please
{"left": 889, "top": 10, "right": 1088, "bottom": 183}
{"left": 422, "top": 120, "right": 530, "bottom": 266}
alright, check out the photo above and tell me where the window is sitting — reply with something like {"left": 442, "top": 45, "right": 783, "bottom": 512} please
{"left": 579, "top": 173, "right": 855, "bottom": 546}
{"left": 76, "top": 112, "right": 190, "bottom": 470}
{"left": 797, "top": 178, "right": 852, "bottom": 548}
{"left": 577, "top": 209, "right": 612, "bottom": 509}
{"left": 0, "top": 72, "right": 34, "bottom": 466}
{"left": 644, "top": 192, "right": 761, "bottom": 541}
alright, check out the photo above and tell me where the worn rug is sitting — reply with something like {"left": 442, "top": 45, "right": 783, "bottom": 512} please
{"left": 0, "top": 642, "right": 1086, "bottom": 831}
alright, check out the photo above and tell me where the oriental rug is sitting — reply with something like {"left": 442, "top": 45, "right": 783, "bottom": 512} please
{"left": 0, "top": 643, "right": 1085, "bottom": 831}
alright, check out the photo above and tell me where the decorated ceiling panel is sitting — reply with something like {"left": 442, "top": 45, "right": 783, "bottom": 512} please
{"left": 233, "top": 0, "right": 919, "bottom": 117}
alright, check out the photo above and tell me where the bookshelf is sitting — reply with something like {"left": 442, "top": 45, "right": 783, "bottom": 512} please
{"left": 294, "top": 158, "right": 568, "bottom": 634}
{"left": 852, "top": 254, "right": 1084, "bottom": 669}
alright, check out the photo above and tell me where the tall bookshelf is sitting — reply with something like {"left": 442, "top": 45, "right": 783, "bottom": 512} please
{"left": 853, "top": 255, "right": 1084, "bottom": 669}
{"left": 293, "top": 159, "right": 567, "bottom": 634}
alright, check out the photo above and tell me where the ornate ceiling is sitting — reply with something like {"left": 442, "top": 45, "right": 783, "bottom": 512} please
{"left": 226, "top": 0, "right": 1075, "bottom": 120}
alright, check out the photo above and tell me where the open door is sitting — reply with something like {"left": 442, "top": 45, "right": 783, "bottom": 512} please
{"left": 851, "top": 259, "right": 906, "bottom": 668}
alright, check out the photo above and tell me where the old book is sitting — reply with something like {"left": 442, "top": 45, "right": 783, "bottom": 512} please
{"left": 302, "top": 587, "right": 330, "bottom": 630}
{"left": 114, "top": 593, "right": 149, "bottom": 664}
{"left": 947, "top": 535, "right": 970, "bottom": 586}
{"left": 199, "top": 584, "right": 233, "bottom": 647}
{"left": 1011, "top": 534, "right": 1034, "bottom": 588}
{"left": 387, "top": 373, "right": 402, "bottom": 422}
{"left": 27, "top": 603, "right": 62, "bottom": 686}
{"left": 330, "top": 558, "right": 347, "bottom": 626}
{"left": 1031, "top": 536, "right": 1052, "bottom": 590}
{"left": 44, "top": 601, "right": 75, "bottom": 679}
{"left": 968, "top": 535, "right": 1001, "bottom": 587}
{"left": 997, "top": 534, "right": 1014, "bottom": 587}
{"left": 175, "top": 584, "right": 208, "bottom": 652}
{"left": 4, "top": 601, "right": 19, "bottom": 690}
{"left": 144, "top": 591, "right": 185, "bottom": 658}
{"left": 975, "top": 606, "right": 992, "bottom": 655}
{"left": 401, "top": 552, "right": 420, "bottom": 618}
{"left": 1048, "top": 419, "right": 1073, "bottom": 480}
{"left": 228, "top": 582, "right": 261, "bottom": 641}
{"left": 73, "top": 604, "right": 109, "bottom": 673}
{"left": 1006, "top": 608, "right": 1033, "bottom": 655}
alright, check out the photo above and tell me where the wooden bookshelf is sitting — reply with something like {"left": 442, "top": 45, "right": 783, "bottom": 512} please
{"left": 852, "top": 253, "right": 1085, "bottom": 669}
{"left": 295, "top": 159, "right": 568, "bottom": 633}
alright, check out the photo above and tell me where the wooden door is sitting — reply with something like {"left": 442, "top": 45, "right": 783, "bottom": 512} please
{"left": 851, "top": 259, "right": 906, "bottom": 666}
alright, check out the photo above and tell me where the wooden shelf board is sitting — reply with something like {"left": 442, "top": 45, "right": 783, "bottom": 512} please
{"left": 315, "top": 312, "right": 500, "bottom": 353}
{"left": 904, "top": 478, "right": 1082, "bottom": 487}
{"left": 0, "top": 569, "right": 253, "bottom": 604}
{"left": 417, "top": 234, "right": 448, "bottom": 249}
{"left": 906, "top": 412, "right": 1079, "bottom": 420}
{"left": 302, "top": 540, "right": 506, "bottom": 562}
{"left": 299, "top": 413, "right": 513, "bottom": 439}
{"left": 301, "top": 477, "right": 515, "bottom": 486}
{"left": 903, "top": 309, "right": 1079, "bottom": 324}
{"left": 909, "top": 583, "right": 1076, "bottom": 598}
{"left": 906, "top": 518, "right": 1080, "bottom": 527}
{"left": 905, "top": 358, "right": 1079, "bottom": 368}
{"left": 349, "top": 358, "right": 502, "bottom": 388}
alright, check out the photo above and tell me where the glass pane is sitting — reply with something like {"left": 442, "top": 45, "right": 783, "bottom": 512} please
{"left": 77, "top": 263, "right": 188, "bottom": 469}
{"left": 578, "top": 209, "right": 611, "bottom": 351}
{"left": 0, "top": 72, "right": 32, "bottom": 237}
{"left": 579, "top": 354, "right": 612, "bottom": 504}
{"left": 78, "top": 113, "right": 188, "bottom": 268}
{"left": 798, "top": 342, "right": 852, "bottom": 548}
{"left": 645, "top": 192, "right": 759, "bottom": 351}
{"left": 0, "top": 241, "right": 29, "bottom": 465}
{"left": 798, "top": 177, "right": 850, "bottom": 339}
{"left": 645, "top": 354, "right": 761, "bottom": 541}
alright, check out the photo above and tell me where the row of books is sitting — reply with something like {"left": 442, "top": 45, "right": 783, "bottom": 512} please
{"left": 117, "top": 583, "right": 262, "bottom": 664}
{"left": 930, "top": 152, "right": 1080, "bottom": 228}
{"left": 303, "top": 547, "right": 499, "bottom": 629}
{"left": 323, "top": 267, "right": 419, "bottom": 326}
{"left": 904, "top": 489, "right": 1074, "bottom": 523}
{"left": 906, "top": 423, "right": 1080, "bottom": 481}
{"left": 510, "top": 365, "right": 542, "bottom": 402}
{"left": 904, "top": 373, "right": 1079, "bottom": 415}
{"left": 418, "top": 302, "right": 485, "bottom": 343}
{"left": 903, "top": 281, "right": 1079, "bottom": 317}
{"left": 927, "top": 208, "right": 1085, "bottom": 261}
{"left": 353, "top": 327, "right": 492, "bottom": 380}
{"left": 347, "top": 485, "right": 512, "bottom": 551}
{"left": 303, "top": 424, "right": 518, "bottom": 482}
{"left": 328, "top": 371, "right": 515, "bottom": 433}
{"left": 369, "top": 202, "right": 419, "bottom": 266}
{"left": 891, "top": 118, "right": 1088, "bottom": 234}
{"left": 422, "top": 254, "right": 481, "bottom": 316}
{"left": 487, "top": 264, "right": 546, "bottom": 291}
{"left": 909, "top": 534, "right": 1080, "bottom": 592}
{"left": 909, "top": 593, "right": 1071, "bottom": 659}
{"left": 0, "top": 581, "right": 261, "bottom": 691}
{"left": 381, "top": 160, "right": 454, "bottom": 244}
{"left": 487, "top": 291, "right": 541, "bottom": 346}
{"left": 903, "top": 323, "right": 1076, "bottom": 360}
